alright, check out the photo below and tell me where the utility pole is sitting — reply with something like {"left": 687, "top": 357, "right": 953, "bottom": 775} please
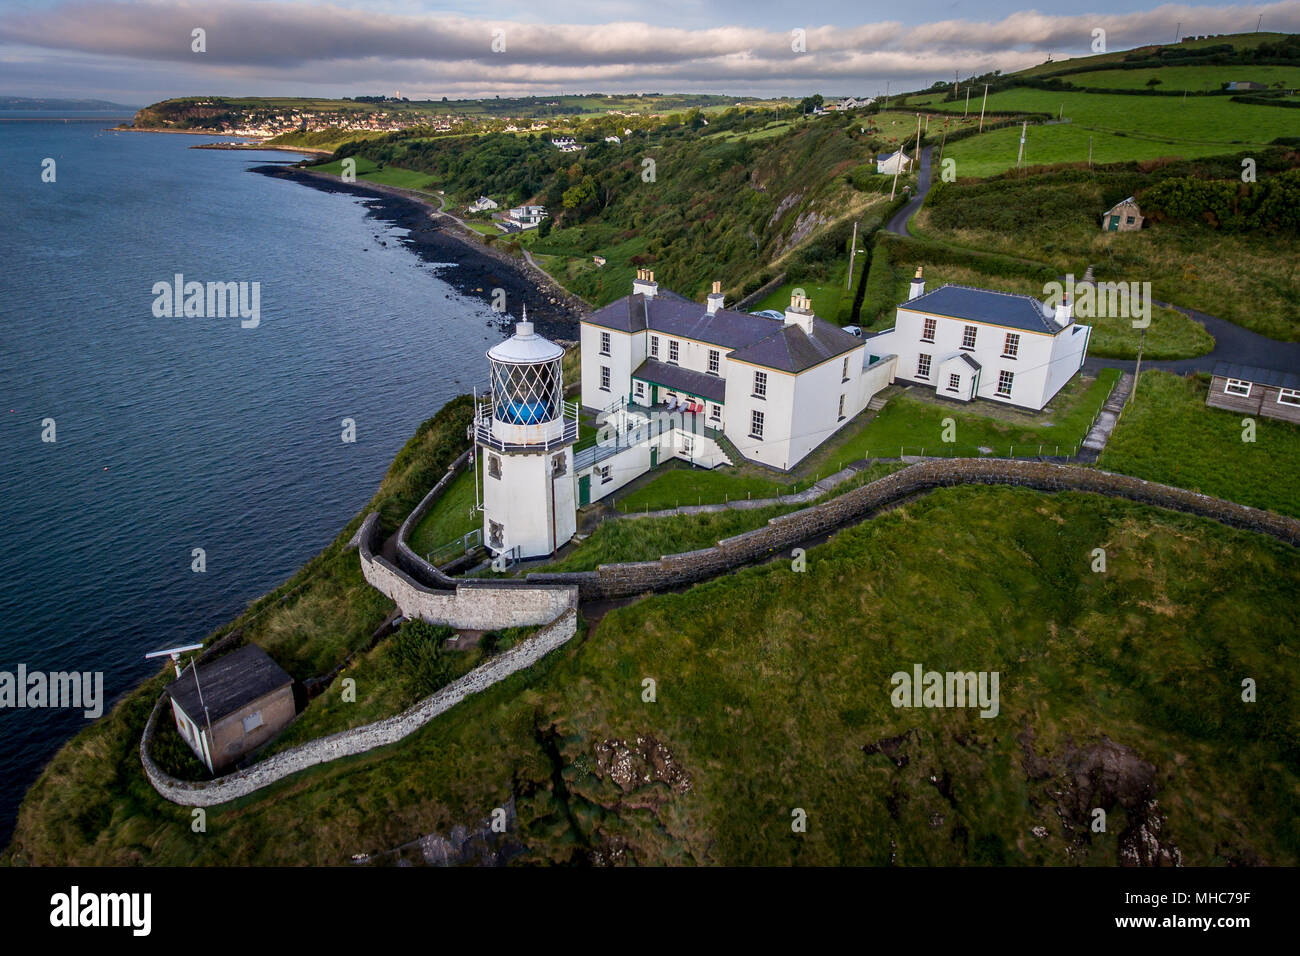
{"left": 978, "top": 83, "right": 988, "bottom": 132}
{"left": 1088, "top": 135, "right": 1093, "bottom": 167}
{"left": 1256, "top": 14, "right": 1264, "bottom": 33}
{"left": 845, "top": 221, "right": 859, "bottom": 291}
{"left": 885, "top": 81, "right": 890, "bottom": 110}
{"left": 1175, "top": 21, "right": 1181, "bottom": 43}
{"left": 964, "top": 85, "right": 970, "bottom": 117}
{"left": 1132, "top": 329, "right": 1146, "bottom": 405}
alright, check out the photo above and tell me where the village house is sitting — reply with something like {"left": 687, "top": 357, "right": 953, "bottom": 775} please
{"left": 166, "top": 645, "right": 295, "bottom": 773}
{"left": 505, "top": 205, "right": 547, "bottom": 229}
{"left": 866, "top": 268, "right": 1091, "bottom": 411}
{"left": 877, "top": 149, "right": 912, "bottom": 175}
{"left": 468, "top": 196, "right": 499, "bottom": 213}
{"left": 1226, "top": 80, "right": 1267, "bottom": 90}
{"left": 1101, "top": 197, "right": 1143, "bottom": 232}
{"left": 1205, "top": 362, "right": 1300, "bottom": 424}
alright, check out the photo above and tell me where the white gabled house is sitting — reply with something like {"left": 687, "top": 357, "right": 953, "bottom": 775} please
{"left": 866, "top": 268, "right": 1091, "bottom": 411}
{"left": 468, "top": 195, "right": 499, "bottom": 213}
{"left": 876, "top": 149, "right": 912, "bottom": 175}
{"left": 578, "top": 271, "right": 897, "bottom": 494}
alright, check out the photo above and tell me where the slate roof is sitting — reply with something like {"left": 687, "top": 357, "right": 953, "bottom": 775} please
{"left": 1212, "top": 362, "right": 1300, "bottom": 390}
{"left": 632, "top": 359, "right": 727, "bottom": 403}
{"left": 586, "top": 291, "right": 861, "bottom": 373}
{"left": 898, "top": 284, "right": 1064, "bottom": 335}
{"left": 168, "top": 645, "right": 293, "bottom": 724}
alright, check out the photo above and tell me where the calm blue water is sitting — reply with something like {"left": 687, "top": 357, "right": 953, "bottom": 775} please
{"left": 0, "top": 119, "right": 505, "bottom": 845}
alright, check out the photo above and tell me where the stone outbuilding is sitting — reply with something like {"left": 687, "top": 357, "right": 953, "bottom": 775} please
{"left": 167, "top": 644, "right": 295, "bottom": 773}
{"left": 1102, "top": 197, "right": 1143, "bottom": 232}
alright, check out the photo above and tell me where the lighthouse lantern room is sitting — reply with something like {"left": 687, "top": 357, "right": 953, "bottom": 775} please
{"left": 476, "top": 311, "right": 579, "bottom": 560}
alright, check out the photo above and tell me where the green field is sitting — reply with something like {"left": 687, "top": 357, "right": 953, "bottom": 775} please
{"left": 311, "top": 155, "right": 437, "bottom": 191}
{"left": 1064, "top": 64, "right": 1300, "bottom": 91}
{"left": 1098, "top": 371, "right": 1300, "bottom": 517}
{"left": 934, "top": 88, "right": 1297, "bottom": 178}
{"left": 1012, "top": 32, "right": 1293, "bottom": 78}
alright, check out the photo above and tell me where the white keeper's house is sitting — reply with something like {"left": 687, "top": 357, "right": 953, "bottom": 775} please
{"left": 577, "top": 270, "right": 898, "bottom": 494}
{"left": 866, "top": 268, "right": 1091, "bottom": 411}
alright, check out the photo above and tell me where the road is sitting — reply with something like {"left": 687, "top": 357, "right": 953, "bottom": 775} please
{"left": 884, "top": 146, "right": 933, "bottom": 238}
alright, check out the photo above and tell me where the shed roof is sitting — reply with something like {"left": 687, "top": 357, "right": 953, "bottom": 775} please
{"left": 1212, "top": 362, "right": 1300, "bottom": 390}
{"left": 632, "top": 359, "right": 727, "bottom": 403}
{"left": 899, "top": 284, "right": 1064, "bottom": 335}
{"left": 168, "top": 645, "right": 293, "bottom": 725}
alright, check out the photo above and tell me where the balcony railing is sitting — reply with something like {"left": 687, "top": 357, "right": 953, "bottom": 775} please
{"left": 474, "top": 398, "right": 579, "bottom": 453}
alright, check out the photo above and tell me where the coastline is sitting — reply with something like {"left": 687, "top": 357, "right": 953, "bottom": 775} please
{"left": 193, "top": 142, "right": 334, "bottom": 156}
{"left": 252, "top": 163, "right": 589, "bottom": 339}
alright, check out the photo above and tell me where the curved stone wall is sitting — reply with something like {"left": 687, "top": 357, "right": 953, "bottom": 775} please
{"left": 524, "top": 459, "right": 1300, "bottom": 600}
{"left": 141, "top": 608, "right": 579, "bottom": 807}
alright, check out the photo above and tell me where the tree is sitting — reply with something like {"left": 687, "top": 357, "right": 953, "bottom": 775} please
{"left": 1146, "top": 77, "right": 1162, "bottom": 88}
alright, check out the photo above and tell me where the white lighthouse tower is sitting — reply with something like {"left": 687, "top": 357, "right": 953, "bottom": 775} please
{"left": 476, "top": 309, "right": 578, "bottom": 560}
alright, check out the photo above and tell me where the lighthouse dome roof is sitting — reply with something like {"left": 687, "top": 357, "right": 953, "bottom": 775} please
{"left": 487, "top": 312, "right": 564, "bottom": 365}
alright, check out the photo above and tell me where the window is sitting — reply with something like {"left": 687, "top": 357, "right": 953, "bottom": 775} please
{"left": 997, "top": 369, "right": 1014, "bottom": 397}
{"left": 599, "top": 465, "right": 612, "bottom": 484}
{"left": 921, "top": 317, "right": 936, "bottom": 342}
{"left": 961, "top": 325, "right": 978, "bottom": 350}
{"left": 668, "top": 340, "right": 680, "bottom": 364}
{"left": 242, "top": 711, "right": 264, "bottom": 734}
{"left": 1003, "top": 332, "right": 1020, "bottom": 358}
{"left": 1126, "top": 216, "right": 1136, "bottom": 225}
{"left": 649, "top": 335, "right": 659, "bottom": 358}
{"left": 681, "top": 435, "right": 694, "bottom": 457}
{"left": 917, "top": 353, "right": 931, "bottom": 379}
{"left": 552, "top": 453, "right": 566, "bottom": 477}
{"left": 838, "top": 394, "right": 846, "bottom": 421}
{"left": 599, "top": 365, "right": 610, "bottom": 391}
{"left": 948, "top": 373, "right": 961, "bottom": 392}
{"left": 488, "top": 454, "right": 501, "bottom": 480}
{"left": 599, "top": 331, "right": 611, "bottom": 356}
{"left": 842, "top": 356, "right": 850, "bottom": 382}
{"left": 634, "top": 381, "right": 645, "bottom": 401}
{"left": 1224, "top": 378, "right": 1251, "bottom": 397}
{"left": 708, "top": 349, "right": 720, "bottom": 376}
{"left": 750, "top": 409, "right": 765, "bottom": 439}
{"left": 1279, "top": 388, "right": 1300, "bottom": 407}
{"left": 753, "top": 370, "right": 767, "bottom": 398}
{"left": 489, "top": 520, "right": 504, "bottom": 549}
{"left": 709, "top": 403, "right": 722, "bottom": 423}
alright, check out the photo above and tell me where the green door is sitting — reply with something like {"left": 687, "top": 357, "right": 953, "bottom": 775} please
{"left": 1108, "top": 215, "right": 1119, "bottom": 231}
{"left": 578, "top": 474, "right": 590, "bottom": 506}
{"left": 650, "top": 446, "right": 658, "bottom": 468}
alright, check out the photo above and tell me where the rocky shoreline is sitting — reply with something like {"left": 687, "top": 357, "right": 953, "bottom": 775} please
{"left": 250, "top": 163, "right": 586, "bottom": 342}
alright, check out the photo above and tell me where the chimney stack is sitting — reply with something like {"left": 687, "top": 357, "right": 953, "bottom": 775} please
{"left": 1054, "top": 288, "right": 1072, "bottom": 327}
{"left": 706, "top": 280, "right": 725, "bottom": 315}
{"left": 632, "top": 268, "right": 658, "bottom": 298}
{"left": 909, "top": 266, "right": 926, "bottom": 300}
{"left": 784, "top": 291, "right": 815, "bottom": 335}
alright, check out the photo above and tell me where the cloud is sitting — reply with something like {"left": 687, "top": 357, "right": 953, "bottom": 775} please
{"left": 2, "top": 0, "right": 1297, "bottom": 98}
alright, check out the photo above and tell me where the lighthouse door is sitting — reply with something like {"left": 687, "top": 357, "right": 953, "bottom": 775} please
{"left": 578, "top": 473, "right": 591, "bottom": 506}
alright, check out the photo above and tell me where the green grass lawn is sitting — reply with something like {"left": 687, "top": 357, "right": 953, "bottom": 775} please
{"left": 613, "top": 466, "right": 796, "bottom": 512}
{"left": 837, "top": 369, "right": 1120, "bottom": 460}
{"left": 310, "top": 155, "right": 437, "bottom": 191}
{"left": 406, "top": 461, "right": 482, "bottom": 557}
{"left": 1098, "top": 371, "right": 1300, "bottom": 517}
{"left": 18, "top": 482, "right": 1298, "bottom": 865}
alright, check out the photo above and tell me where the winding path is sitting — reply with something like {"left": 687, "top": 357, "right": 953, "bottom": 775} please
{"left": 884, "top": 146, "right": 933, "bottom": 238}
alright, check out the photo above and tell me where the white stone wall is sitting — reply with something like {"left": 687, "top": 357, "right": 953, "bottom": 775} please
{"left": 141, "top": 608, "right": 580, "bottom": 807}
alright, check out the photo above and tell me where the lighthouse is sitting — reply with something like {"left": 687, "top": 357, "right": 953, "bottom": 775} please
{"left": 476, "top": 309, "right": 578, "bottom": 560}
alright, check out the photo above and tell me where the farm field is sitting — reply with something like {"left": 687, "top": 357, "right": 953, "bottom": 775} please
{"left": 309, "top": 155, "right": 437, "bottom": 191}
{"left": 1012, "top": 32, "right": 1292, "bottom": 78}
{"left": 1063, "top": 64, "right": 1300, "bottom": 90}
{"left": 1098, "top": 371, "right": 1300, "bottom": 517}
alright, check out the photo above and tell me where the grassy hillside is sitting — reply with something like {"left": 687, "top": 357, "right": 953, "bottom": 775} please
{"left": 8, "top": 484, "right": 1297, "bottom": 865}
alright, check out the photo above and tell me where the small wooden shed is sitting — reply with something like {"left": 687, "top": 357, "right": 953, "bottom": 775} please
{"left": 1102, "top": 197, "right": 1143, "bottom": 232}
{"left": 1206, "top": 362, "right": 1300, "bottom": 424}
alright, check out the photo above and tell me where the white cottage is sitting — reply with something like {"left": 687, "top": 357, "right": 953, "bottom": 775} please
{"left": 876, "top": 149, "right": 912, "bottom": 175}
{"left": 867, "top": 269, "right": 1091, "bottom": 411}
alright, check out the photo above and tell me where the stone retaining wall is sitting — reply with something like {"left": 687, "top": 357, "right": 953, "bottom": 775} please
{"left": 141, "top": 608, "right": 580, "bottom": 807}
{"left": 524, "top": 459, "right": 1300, "bottom": 600}
{"left": 360, "top": 512, "right": 577, "bottom": 629}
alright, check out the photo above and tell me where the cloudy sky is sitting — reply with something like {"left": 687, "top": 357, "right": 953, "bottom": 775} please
{"left": 2, "top": 0, "right": 1296, "bottom": 105}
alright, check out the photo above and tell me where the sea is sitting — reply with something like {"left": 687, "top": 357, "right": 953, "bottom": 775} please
{"left": 0, "top": 114, "right": 534, "bottom": 846}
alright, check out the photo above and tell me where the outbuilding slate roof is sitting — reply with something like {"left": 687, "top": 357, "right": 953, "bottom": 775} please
{"left": 1212, "top": 361, "right": 1300, "bottom": 390}
{"left": 899, "top": 284, "right": 1064, "bottom": 336}
{"left": 168, "top": 644, "right": 293, "bottom": 724}
{"left": 586, "top": 291, "right": 862, "bottom": 373}
{"left": 632, "top": 359, "right": 727, "bottom": 403}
